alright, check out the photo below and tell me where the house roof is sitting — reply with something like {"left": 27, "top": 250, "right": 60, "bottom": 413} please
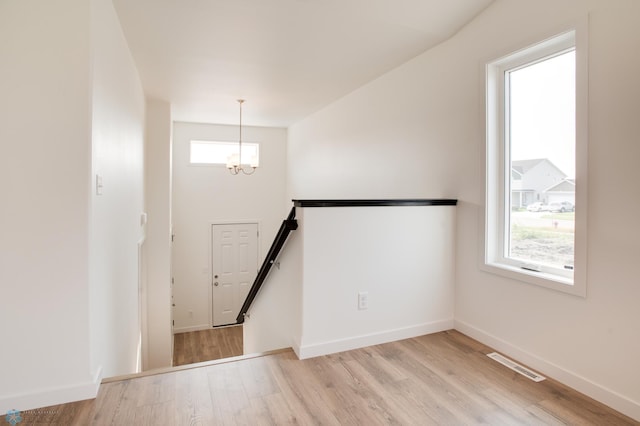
{"left": 512, "top": 158, "right": 568, "bottom": 178}
{"left": 545, "top": 179, "right": 576, "bottom": 193}
{"left": 511, "top": 168, "right": 523, "bottom": 180}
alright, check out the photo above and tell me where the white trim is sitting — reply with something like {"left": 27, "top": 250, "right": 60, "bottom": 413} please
{"left": 93, "top": 365, "right": 103, "bottom": 387}
{"left": 484, "top": 18, "right": 588, "bottom": 297}
{"left": 455, "top": 320, "right": 640, "bottom": 422}
{"left": 173, "top": 324, "right": 213, "bottom": 334}
{"left": 0, "top": 367, "right": 102, "bottom": 413}
{"left": 291, "top": 340, "right": 302, "bottom": 360}
{"left": 189, "top": 139, "right": 260, "bottom": 166}
{"left": 296, "top": 320, "right": 453, "bottom": 360}
{"left": 137, "top": 236, "right": 148, "bottom": 373}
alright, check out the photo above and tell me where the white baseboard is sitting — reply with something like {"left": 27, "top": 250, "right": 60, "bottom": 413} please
{"left": 291, "top": 342, "right": 302, "bottom": 359}
{"left": 454, "top": 320, "right": 640, "bottom": 422}
{"left": 93, "top": 365, "right": 103, "bottom": 388}
{"left": 173, "top": 324, "right": 213, "bottom": 334}
{"left": 0, "top": 366, "right": 102, "bottom": 414}
{"left": 297, "top": 319, "right": 454, "bottom": 360}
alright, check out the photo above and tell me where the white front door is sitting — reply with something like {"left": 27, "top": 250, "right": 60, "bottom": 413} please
{"left": 212, "top": 223, "right": 258, "bottom": 326}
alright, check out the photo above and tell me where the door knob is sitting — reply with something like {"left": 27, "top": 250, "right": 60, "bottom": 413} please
{"left": 214, "top": 282, "right": 219, "bottom": 286}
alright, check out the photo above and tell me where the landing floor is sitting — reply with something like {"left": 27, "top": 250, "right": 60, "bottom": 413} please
{"left": 19, "top": 330, "right": 637, "bottom": 425}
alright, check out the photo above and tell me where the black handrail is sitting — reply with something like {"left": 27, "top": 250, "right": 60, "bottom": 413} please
{"left": 293, "top": 199, "right": 457, "bottom": 207}
{"left": 236, "top": 206, "right": 298, "bottom": 324}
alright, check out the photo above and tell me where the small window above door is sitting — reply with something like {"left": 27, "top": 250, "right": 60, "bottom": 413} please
{"left": 190, "top": 140, "right": 259, "bottom": 166}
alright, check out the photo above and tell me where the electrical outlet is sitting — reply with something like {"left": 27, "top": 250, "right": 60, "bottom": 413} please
{"left": 358, "top": 291, "right": 368, "bottom": 310}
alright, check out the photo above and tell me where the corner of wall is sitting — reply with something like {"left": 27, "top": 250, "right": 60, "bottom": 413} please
{"left": 0, "top": 372, "right": 101, "bottom": 414}
{"left": 454, "top": 320, "right": 640, "bottom": 422}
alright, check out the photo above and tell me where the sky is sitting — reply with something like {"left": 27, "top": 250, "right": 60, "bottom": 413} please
{"left": 509, "top": 50, "right": 575, "bottom": 178}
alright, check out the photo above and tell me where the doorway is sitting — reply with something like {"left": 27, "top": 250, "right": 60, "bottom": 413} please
{"left": 211, "top": 222, "right": 259, "bottom": 326}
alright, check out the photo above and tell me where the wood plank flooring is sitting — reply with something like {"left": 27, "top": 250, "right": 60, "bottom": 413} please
{"left": 172, "top": 325, "right": 243, "bottom": 367}
{"left": 21, "top": 330, "right": 638, "bottom": 425}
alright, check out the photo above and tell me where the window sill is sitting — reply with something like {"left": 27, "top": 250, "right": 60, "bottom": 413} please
{"left": 482, "top": 261, "right": 585, "bottom": 297}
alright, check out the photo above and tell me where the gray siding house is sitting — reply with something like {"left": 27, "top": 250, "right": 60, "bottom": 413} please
{"left": 511, "top": 158, "right": 573, "bottom": 208}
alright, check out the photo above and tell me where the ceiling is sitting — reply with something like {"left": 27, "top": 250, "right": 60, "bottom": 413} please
{"left": 112, "top": 0, "right": 494, "bottom": 127}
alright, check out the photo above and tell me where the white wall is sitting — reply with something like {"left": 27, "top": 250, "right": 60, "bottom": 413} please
{"left": 0, "top": 1, "right": 92, "bottom": 412}
{"left": 0, "top": 0, "right": 144, "bottom": 411}
{"left": 287, "top": 0, "right": 640, "bottom": 419}
{"left": 243, "top": 226, "right": 303, "bottom": 354}
{"left": 454, "top": 0, "right": 640, "bottom": 419}
{"left": 145, "top": 99, "right": 173, "bottom": 369}
{"left": 89, "top": 0, "right": 146, "bottom": 380}
{"left": 171, "top": 122, "right": 287, "bottom": 333}
{"left": 296, "top": 205, "right": 455, "bottom": 358}
{"left": 243, "top": 205, "right": 455, "bottom": 359}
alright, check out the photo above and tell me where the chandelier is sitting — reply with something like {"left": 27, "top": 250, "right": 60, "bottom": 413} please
{"left": 227, "top": 99, "right": 258, "bottom": 175}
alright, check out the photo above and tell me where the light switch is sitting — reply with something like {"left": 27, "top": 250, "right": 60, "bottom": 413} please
{"left": 96, "top": 174, "right": 103, "bottom": 196}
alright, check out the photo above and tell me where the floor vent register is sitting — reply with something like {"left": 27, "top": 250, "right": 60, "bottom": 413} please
{"left": 487, "top": 352, "right": 546, "bottom": 382}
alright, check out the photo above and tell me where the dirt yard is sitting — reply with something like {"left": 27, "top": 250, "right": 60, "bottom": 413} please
{"left": 510, "top": 211, "right": 575, "bottom": 268}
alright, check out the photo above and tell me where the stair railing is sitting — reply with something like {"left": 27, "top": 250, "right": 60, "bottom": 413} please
{"left": 236, "top": 206, "right": 298, "bottom": 324}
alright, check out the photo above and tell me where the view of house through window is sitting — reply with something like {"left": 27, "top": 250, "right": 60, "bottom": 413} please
{"left": 507, "top": 50, "right": 575, "bottom": 271}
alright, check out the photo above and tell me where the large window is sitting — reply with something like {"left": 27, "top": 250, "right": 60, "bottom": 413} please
{"left": 485, "top": 29, "right": 587, "bottom": 296}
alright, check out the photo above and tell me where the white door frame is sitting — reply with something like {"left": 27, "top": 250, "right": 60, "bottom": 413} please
{"left": 209, "top": 220, "right": 261, "bottom": 327}
{"left": 137, "top": 236, "right": 148, "bottom": 372}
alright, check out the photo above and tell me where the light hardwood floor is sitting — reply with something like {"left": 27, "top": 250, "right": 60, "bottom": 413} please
{"left": 172, "top": 325, "right": 243, "bottom": 367}
{"left": 20, "top": 331, "right": 638, "bottom": 425}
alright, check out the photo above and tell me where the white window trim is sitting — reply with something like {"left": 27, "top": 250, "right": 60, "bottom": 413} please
{"left": 189, "top": 140, "right": 260, "bottom": 167}
{"left": 483, "top": 21, "right": 588, "bottom": 297}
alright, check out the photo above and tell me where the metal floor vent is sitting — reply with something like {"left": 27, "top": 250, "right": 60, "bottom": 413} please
{"left": 487, "top": 352, "right": 546, "bottom": 382}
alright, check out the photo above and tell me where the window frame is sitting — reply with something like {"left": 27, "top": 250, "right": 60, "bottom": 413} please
{"left": 189, "top": 140, "right": 260, "bottom": 166}
{"left": 483, "top": 25, "right": 588, "bottom": 297}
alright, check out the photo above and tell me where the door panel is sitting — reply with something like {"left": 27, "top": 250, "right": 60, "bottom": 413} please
{"left": 212, "top": 223, "right": 258, "bottom": 326}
